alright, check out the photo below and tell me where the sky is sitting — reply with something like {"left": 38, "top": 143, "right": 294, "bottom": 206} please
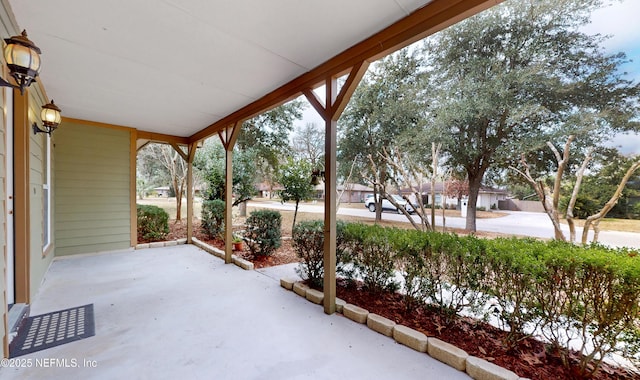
{"left": 584, "top": 0, "right": 640, "bottom": 155}
{"left": 294, "top": 0, "right": 640, "bottom": 155}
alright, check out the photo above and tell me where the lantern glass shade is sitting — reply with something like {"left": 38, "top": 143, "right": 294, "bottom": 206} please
{"left": 3, "top": 30, "right": 41, "bottom": 93}
{"left": 41, "top": 100, "right": 61, "bottom": 128}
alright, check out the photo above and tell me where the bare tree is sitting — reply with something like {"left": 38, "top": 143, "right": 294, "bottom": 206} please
{"left": 581, "top": 159, "right": 640, "bottom": 244}
{"left": 374, "top": 149, "right": 433, "bottom": 232}
{"left": 148, "top": 144, "right": 188, "bottom": 220}
{"left": 512, "top": 136, "right": 576, "bottom": 241}
{"left": 513, "top": 135, "right": 639, "bottom": 245}
{"left": 292, "top": 122, "right": 324, "bottom": 168}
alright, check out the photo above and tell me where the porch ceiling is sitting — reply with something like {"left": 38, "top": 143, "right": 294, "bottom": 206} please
{"left": 8, "top": 0, "right": 492, "bottom": 142}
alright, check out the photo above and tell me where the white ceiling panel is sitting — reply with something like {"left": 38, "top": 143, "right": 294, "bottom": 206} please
{"left": 9, "top": 0, "right": 434, "bottom": 137}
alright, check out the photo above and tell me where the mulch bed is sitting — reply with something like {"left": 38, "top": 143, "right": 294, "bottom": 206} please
{"left": 142, "top": 219, "right": 636, "bottom": 380}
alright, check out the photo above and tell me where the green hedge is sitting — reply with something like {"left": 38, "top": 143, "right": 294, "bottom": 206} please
{"left": 136, "top": 204, "right": 169, "bottom": 241}
{"left": 292, "top": 221, "right": 640, "bottom": 376}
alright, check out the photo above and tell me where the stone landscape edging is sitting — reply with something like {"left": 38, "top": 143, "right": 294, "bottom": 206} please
{"left": 191, "top": 237, "right": 254, "bottom": 270}
{"left": 281, "top": 278, "right": 529, "bottom": 380}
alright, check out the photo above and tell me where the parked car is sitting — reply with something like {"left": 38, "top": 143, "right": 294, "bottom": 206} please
{"left": 364, "top": 194, "right": 415, "bottom": 214}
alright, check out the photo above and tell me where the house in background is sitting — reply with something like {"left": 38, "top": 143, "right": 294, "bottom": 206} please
{"left": 312, "top": 183, "right": 373, "bottom": 203}
{"left": 402, "top": 182, "right": 508, "bottom": 210}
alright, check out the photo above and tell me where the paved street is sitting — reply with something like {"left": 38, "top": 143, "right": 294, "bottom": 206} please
{"left": 248, "top": 200, "right": 640, "bottom": 249}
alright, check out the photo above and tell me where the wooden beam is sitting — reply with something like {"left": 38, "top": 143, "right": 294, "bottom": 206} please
{"left": 169, "top": 142, "right": 188, "bottom": 162}
{"left": 331, "top": 61, "right": 370, "bottom": 119}
{"left": 302, "top": 89, "right": 327, "bottom": 119}
{"left": 189, "top": 0, "right": 500, "bottom": 143}
{"left": 137, "top": 130, "right": 190, "bottom": 146}
{"left": 217, "top": 122, "right": 241, "bottom": 150}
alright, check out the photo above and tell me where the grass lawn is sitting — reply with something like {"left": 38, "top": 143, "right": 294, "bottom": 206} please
{"left": 561, "top": 217, "right": 640, "bottom": 233}
{"left": 136, "top": 197, "right": 202, "bottom": 220}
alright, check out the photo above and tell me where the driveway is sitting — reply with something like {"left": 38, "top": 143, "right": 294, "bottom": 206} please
{"left": 248, "top": 201, "right": 640, "bottom": 249}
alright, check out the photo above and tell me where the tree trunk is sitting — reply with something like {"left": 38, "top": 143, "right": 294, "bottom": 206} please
{"left": 173, "top": 177, "right": 183, "bottom": 220}
{"left": 465, "top": 174, "right": 481, "bottom": 232}
{"left": 566, "top": 149, "right": 592, "bottom": 242}
{"left": 292, "top": 200, "right": 300, "bottom": 231}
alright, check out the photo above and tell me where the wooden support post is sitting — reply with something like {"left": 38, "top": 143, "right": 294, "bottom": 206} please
{"left": 186, "top": 142, "right": 197, "bottom": 243}
{"left": 218, "top": 123, "right": 241, "bottom": 264}
{"left": 303, "top": 61, "right": 369, "bottom": 315}
{"left": 224, "top": 147, "right": 233, "bottom": 263}
{"left": 13, "top": 88, "right": 30, "bottom": 304}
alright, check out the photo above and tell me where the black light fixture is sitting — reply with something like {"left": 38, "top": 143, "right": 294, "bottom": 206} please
{"left": 311, "top": 169, "right": 325, "bottom": 186}
{"left": 1, "top": 30, "right": 42, "bottom": 94}
{"left": 33, "top": 99, "right": 61, "bottom": 135}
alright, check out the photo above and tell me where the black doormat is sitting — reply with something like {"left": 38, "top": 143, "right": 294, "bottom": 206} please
{"left": 9, "top": 304, "right": 95, "bottom": 358}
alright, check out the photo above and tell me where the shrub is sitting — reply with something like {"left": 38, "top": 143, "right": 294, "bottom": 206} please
{"left": 293, "top": 220, "right": 347, "bottom": 289}
{"left": 245, "top": 209, "right": 281, "bottom": 256}
{"left": 288, "top": 220, "right": 640, "bottom": 375}
{"left": 342, "top": 224, "right": 399, "bottom": 293}
{"left": 293, "top": 220, "right": 325, "bottom": 288}
{"left": 136, "top": 204, "right": 169, "bottom": 241}
{"left": 201, "top": 199, "right": 225, "bottom": 238}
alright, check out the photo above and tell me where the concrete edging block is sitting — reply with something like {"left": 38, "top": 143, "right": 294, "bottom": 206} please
{"left": 165, "top": 240, "right": 178, "bottom": 247}
{"left": 149, "top": 242, "right": 165, "bottom": 248}
{"left": 305, "top": 288, "right": 324, "bottom": 305}
{"left": 192, "top": 238, "right": 226, "bottom": 259}
{"left": 136, "top": 244, "right": 149, "bottom": 250}
{"left": 335, "top": 298, "right": 346, "bottom": 314}
{"left": 177, "top": 238, "right": 187, "bottom": 245}
{"left": 367, "top": 313, "right": 396, "bottom": 337}
{"left": 280, "top": 277, "right": 296, "bottom": 290}
{"left": 466, "top": 356, "right": 519, "bottom": 380}
{"left": 232, "top": 256, "right": 254, "bottom": 270}
{"left": 393, "top": 325, "right": 428, "bottom": 353}
{"left": 293, "top": 282, "right": 310, "bottom": 297}
{"left": 343, "top": 304, "right": 369, "bottom": 324}
{"left": 428, "top": 337, "right": 468, "bottom": 372}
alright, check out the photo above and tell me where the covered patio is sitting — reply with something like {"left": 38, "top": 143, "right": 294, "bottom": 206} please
{"left": 2, "top": 245, "right": 469, "bottom": 379}
{"left": 1, "top": 0, "right": 502, "bottom": 364}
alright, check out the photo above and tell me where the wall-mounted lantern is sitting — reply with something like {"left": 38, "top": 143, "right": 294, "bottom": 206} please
{"left": 33, "top": 99, "right": 61, "bottom": 135}
{"left": 0, "top": 30, "right": 42, "bottom": 94}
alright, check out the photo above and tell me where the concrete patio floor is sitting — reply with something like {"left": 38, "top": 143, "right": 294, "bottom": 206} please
{"left": 1, "top": 245, "right": 470, "bottom": 379}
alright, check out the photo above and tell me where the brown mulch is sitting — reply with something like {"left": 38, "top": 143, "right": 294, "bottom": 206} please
{"left": 142, "top": 219, "right": 636, "bottom": 380}
{"left": 334, "top": 280, "right": 635, "bottom": 380}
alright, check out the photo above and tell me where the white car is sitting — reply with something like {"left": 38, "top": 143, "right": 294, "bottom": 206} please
{"left": 364, "top": 194, "right": 415, "bottom": 214}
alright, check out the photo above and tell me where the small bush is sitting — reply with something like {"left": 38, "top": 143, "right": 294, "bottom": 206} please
{"left": 342, "top": 224, "right": 399, "bottom": 293}
{"left": 136, "top": 204, "right": 169, "bottom": 242}
{"left": 293, "top": 220, "right": 325, "bottom": 288}
{"left": 245, "top": 209, "right": 281, "bottom": 256}
{"left": 293, "top": 220, "right": 347, "bottom": 289}
{"left": 201, "top": 199, "right": 225, "bottom": 238}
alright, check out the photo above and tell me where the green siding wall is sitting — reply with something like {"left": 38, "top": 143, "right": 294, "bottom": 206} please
{"left": 28, "top": 89, "right": 54, "bottom": 299}
{"left": 54, "top": 121, "right": 132, "bottom": 256}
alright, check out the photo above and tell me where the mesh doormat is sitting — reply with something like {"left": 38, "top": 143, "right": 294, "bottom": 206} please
{"left": 10, "top": 304, "right": 95, "bottom": 358}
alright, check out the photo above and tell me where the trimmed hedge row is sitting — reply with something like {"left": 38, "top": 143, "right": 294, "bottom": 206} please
{"left": 292, "top": 221, "right": 640, "bottom": 376}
